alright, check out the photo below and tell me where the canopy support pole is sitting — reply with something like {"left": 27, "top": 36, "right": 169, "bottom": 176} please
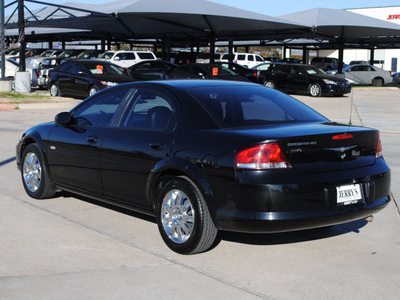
{"left": 228, "top": 38, "right": 233, "bottom": 62}
{"left": 338, "top": 37, "right": 344, "bottom": 74}
{"left": 18, "top": 0, "right": 26, "bottom": 72}
{"left": 370, "top": 47, "right": 375, "bottom": 66}
{"left": 209, "top": 34, "right": 215, "bottom": 63}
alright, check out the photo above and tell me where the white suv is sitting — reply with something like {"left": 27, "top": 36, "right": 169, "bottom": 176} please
{"left": 221, "top": 53, "right": 264, "bottom": 68}
{"left": 98, "top": 50, "right": 157, "bottom": 68}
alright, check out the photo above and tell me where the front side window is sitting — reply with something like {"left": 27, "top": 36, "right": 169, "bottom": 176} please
{"left": 121, "top": 90, "right": 175, "bottom": 130}
{"left": 72, "top": 88, "right": 131, "bottom": 127}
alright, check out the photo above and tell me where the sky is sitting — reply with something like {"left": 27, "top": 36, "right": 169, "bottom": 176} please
{"left": 4, "top": 0, "right": 400, "bottom": 16}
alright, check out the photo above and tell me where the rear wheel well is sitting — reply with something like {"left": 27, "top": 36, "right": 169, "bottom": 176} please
{"left": 150, "top": 169, "right": 198, "bottom": 210}
{"left": 372, "top": 77, "right": 384, "bottom": 86}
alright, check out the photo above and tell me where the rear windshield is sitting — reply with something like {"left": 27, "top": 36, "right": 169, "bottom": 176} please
{"left": 190, "top": 85, "right": 328, "bottom": 128}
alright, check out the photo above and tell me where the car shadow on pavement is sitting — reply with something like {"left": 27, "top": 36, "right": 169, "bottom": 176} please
{"left": 58, "top": 191, "right": 368, "bottom": 247}
{"left": 219, "top": 219, "right": 368, "bottom": 246}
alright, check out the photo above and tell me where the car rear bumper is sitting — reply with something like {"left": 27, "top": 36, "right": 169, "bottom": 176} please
{"left": 210, "top": 160, "right": 390, "bottom": 233}
{"left": 214, "top": 195, "right": 390, "bottom": 233}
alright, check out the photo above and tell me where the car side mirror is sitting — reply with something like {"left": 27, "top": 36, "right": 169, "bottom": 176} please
{"left": 55, "top": 112, "right": 72, "bottom": 126}
{"left": 114, "top": 56, "right": 120, "bottom": 61}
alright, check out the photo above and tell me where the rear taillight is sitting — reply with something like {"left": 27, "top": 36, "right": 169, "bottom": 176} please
{"left": 253, "top": 71, "right": 257, "bottom": 78}
{"left": 236, "top": 143, "right": 293, "bottom": 170}
{"left": 376, "top": 134, "right": 383, "bottom": 159}
{"left": 332, "top": 133, "right": 353, "bottom": 140}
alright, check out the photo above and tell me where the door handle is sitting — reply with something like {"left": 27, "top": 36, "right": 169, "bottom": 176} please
{"left": 87, "top": 135, "right": 98, "bottom": 144}
{"left": 150, "top": 142, "right": 165, "bottom": 151}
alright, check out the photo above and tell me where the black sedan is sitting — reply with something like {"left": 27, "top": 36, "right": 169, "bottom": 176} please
{"left": 17, "top": 80, "right": 391, "bottom": 254}
{"left": 128, "top": 60, "right": 177, "bottom": 81}
{"left": 48, "top": 59, "right": 134, "bottom": 98}
{"left": 259, "top": 63, "right": 351, "bottom": 97}
{"left": 171, "top": 63, "right": 250, "bottom": 82}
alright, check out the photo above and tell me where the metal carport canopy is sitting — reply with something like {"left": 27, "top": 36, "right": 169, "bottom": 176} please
{"left": 279, "top": 8, "right": 400, "bottom": 72}
{"left": 279, "top": 7, "right": 400, "bottom": 38}
{"left": 4, "top": 0, "right": 311, "bottom": 42}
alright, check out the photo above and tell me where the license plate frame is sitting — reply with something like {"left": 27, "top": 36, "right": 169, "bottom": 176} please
{"left": 336, "top": 184, "right": 363, "bottom": 206}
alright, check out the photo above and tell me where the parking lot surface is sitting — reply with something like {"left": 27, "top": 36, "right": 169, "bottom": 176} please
{"left": 0, "top": 88, "right": 399, "bottom": 299}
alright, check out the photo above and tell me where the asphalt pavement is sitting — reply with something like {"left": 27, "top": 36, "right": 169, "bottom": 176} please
{"left": 0, "top": 87, "right": 399, "bottom": 300}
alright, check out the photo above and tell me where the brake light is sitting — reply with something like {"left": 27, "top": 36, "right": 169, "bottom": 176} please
{"left": 332, "top": 133, "right": 353, "bottom": 140}
{"left": 236, "top": 143, "right": 293, "bottom": 170}
{"left": 253, "top": 70, "right": 257, "bottom": 78}
{"left": 376, "top": 134, "right": 382, "bottom": 159}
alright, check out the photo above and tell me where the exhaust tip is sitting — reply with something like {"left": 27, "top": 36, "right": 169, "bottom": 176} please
{"left": 365, "top": 215, "right": 374, "bottom": 222}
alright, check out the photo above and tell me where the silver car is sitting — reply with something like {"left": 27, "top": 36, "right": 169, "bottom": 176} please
{"left": 329, "top": 64, "right": 392, "bottom": 86}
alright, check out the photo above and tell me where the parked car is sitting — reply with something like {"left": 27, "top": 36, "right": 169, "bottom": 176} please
{"left": 349, "top": 60, "right": 368, "bottom": 65}
{"left": 252, "top": 62, "right": 273, "bottom": 71}
{"left": 220, "top": 53, "right": 265, "bottom": 68}
{"left": 259, "top": 63, "right": 351, "bottom": 97}
{"left": 7, "top": 48, "right": 46, "bottom": 63}
{"left": 48, "top": 59, "right": 134, "bottom": 98}
{"left": 38, "top": 50, "right": 85, "bottom": 89}
{"left": 128, "top": 60, "right": 177, "bottom": 81}
{"left": 311, "top": 57, "right": 339, "bottom": 71}
{"left": 0, "top": 59, "right": 19, "bottom": 79}
{"left": 263, "top": 56, "right": 282, "bottom": 62}
{"left": 171, "top": 63, "right": 250, "bottom": 82}
{"left": 98, "top": 50, "right": 157, "bottom": 68}
{"left": 328, "top": 64, "right": 393, "bottom": 86}
{"left": 281, "top": 57, "right": 301, "bottom": 64}
{"left": 214, "top": 61, "right": 258, "bottom": 82}
{"left": 393, "top": 72, "right": 400, "bottom": 84}
{"left": 16, "top": 80, "right": 391, "bottom": 254}
{"left": 76, "top": 50, "right": 103, "bottom": 59}
{"left": 25, "top": 49, "right": 64, "bottom": 69}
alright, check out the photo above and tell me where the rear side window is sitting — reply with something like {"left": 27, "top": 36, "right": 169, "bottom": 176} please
{"left": 121, "top": 90, "right": 175, "bottom": 130}
{"left": 237, "top": 54, "right": 246, "bottom": 61}
{"left": 190, "top": 85, "right": 328, "bottom": 128}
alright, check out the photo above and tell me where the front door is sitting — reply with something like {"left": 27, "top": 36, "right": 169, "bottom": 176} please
{"left": 46, "top": 87, "right": 133, "bottom": 194}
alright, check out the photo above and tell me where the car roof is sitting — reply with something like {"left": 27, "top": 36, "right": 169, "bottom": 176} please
{"left": 134, "top": 79, "right": 256, "bottom": 89}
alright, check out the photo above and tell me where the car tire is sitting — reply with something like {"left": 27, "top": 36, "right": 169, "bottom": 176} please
{"left": 21, "top": 144, "right": 57, "bottom": 199}
{"left": 309, "top": 83, "right": 322, "bottom": 97}
{"left": 263, "top": 80, "right": 275, "bottom": 89}
{"left": 372, "top": 78, "right": 383, "bottom": 86}
{"left": 49, "top": 82, "right": 60, "bottom": 97}
{"left": 88, "top": 86, "right": 99, "bottom": 97}
{"left": 156, "top": 176, "right": 218, "bottom": 254}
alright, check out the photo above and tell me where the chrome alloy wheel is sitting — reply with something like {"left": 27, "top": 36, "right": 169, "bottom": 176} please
{"left": 23, "top": 152, "right": 42, "bottom": 192}
{"left": 50, "top": 84, "right": 59, "bottom": 97}
{"left": 161, "top": 189, "right": 195, "bottom": 244}
{"left": 309, "top": 84, "right": 321, "bottom": 97}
